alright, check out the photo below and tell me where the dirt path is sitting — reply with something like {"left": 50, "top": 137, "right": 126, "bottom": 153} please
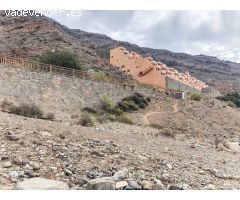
{"left": 143, "top": 100, "right": 179, "bottom": 125}
{"left": 143, "top": 111, "right": 163, "bottom": 125}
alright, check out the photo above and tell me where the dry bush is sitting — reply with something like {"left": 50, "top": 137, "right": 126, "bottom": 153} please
{"left": 1, "top": 99, "right": 14, "bottom": 112}
{"left": 159, "top": 128, "right": 176, "bottom": 138}
{"left": 11, "top": 103, "right": 44, "bottom": 119}
{"left": 148, "top": 123, "right": 163, "bottom": 130}
{"left": 78, "top": 112, "right": 95, "bottom": 127}
{"left": 110, "top": 115, "right": 133, "bottom": 125}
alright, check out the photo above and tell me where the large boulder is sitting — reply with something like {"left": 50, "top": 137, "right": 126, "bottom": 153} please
{"left": 86, "top": 177, "right": 115, "bottom": 190}
{"left": 15, "top": 178, "right": 69, "bottom": 190}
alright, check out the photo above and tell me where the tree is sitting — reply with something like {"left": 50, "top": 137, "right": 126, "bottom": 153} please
{"left": 39, "top": 50, "right": 82, "bottom": 70}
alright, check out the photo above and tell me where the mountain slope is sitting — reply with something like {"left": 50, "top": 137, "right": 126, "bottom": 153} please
{"left": 0, "top": 11, "right": 239, "bottom": 92}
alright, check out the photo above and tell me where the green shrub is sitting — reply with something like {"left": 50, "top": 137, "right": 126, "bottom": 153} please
{"left": 124, "top": 101, "right": 139, "bottom": 111}
{"left": 108, "top": 107, "right": 123, "bottom": 116}
{"left": 134, "top": 92, "right": 144, "bottom": 98}
{"left": 110, "top": 115, "right": 133, "bottom": 125}
{"left": 117, "top": 101, "right": 139, "bottom": 112}
{"left": 94, "top": 71, "right": 108, "bottom": 82}
{"left": 100, "top": 95, "right": 113, "bottom": 112}
{"left": 122, "top": 94, "right": 148, "bottom": 106}
{"left": 138, "top": 102, "right": 148, "bottom": 109}
{"left": 39, "top": 50, "right": 82, "bottom": 70}
{"left": 78, "top": 112, "right": 94, "bottom": 127}
{"left": 82, "top": 107, "right": 98, "bottom": 114}
{"left": 190, "top": 92, "right": 202, "bottom": 101}
{"left": 217, "top": 92, "right": 240, "bottom": 107}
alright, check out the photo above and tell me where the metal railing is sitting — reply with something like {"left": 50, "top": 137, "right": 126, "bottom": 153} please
{"left": 0, "top": 53, "right": 133, "bottom": 85}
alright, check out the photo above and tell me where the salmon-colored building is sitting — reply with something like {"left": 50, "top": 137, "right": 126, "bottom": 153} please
{"left": 110, "top": 47, "right": 207, "bottom": 92}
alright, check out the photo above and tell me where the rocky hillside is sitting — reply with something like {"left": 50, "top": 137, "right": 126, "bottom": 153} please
{"left": 1, "top": 89, "right": 240, "bottom": 190}
{"left": 0, "top": 11, "right": 240, "bottom": 92}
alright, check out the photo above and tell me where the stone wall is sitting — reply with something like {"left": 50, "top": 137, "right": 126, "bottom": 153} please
{"left": 0, "top": 64, "right": 153, "bottom": 121}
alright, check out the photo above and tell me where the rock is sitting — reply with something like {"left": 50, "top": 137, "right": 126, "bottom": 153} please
{"left": 3, "top": 161, "right": 12, "bottom": 168}
{"left": 166, "top": 163, "right": 173, "bottom": 170}
{"left": 138, "top": 155, "right": 150, "bottom": 162}
{"left": 153, "top": 184, "right": 165, "bottom": 190}
{"left": 13, "top": 157, "right": 24, "bottom": 166}
{"left": 70, "top": 185, "right": 81, "bottom": 190}
{"left": 8, "top": 171, "right": 19, "bottom": 178}
{"left": 141, "top": 180, "right": 154, "bottom": 190}
{"left": 64, "top": 168, "right": 72, "bottom": 176}
{"left": 168, "top": 184, "right": 182, "bottom": 190}
{"left": 33, "top": 163, "right": 40, "bottom": 170}
{"left": 6, "top": 131, "right": 21, "bottom": 140}
{"left": 153, "top": 178, "right": 165, "bottom": 189}
{"left": 113, "top": 169, "right": 129, "bottom": 181}
{"left": 24, "top": 164, "right": 33, "bottom": 170}
{"left": 86, "top": 177, "right": 115, "bottom": 190}
{"left": 204, "top": 184, "right": 216, "bottom": 190}
{"left": 180, "top": 183, "right": 190, "bottom": 190}
{"left": 127, "top": 180, "right": 142, "bottom": 190}
{"left": 1, "top": 155, "right": 9, "bottom": 160}
{"left": 190, "top": 143, "right": 196, "bottom": 148}
{"left": 15, "top": 178, "right": 69, "bottom": 190}
{"left": 90, "top": 150, "right": 105, "bottom": 157}
{"left": 115, "top": 181, "right": 128, "bottom": 189}
{"left": 87, "top": 171, "right": 103, "bottom": 179}
{"left": 217, "top": 143, "right": 225, "bottom": 151}
{"left": 59, "top": 134, "right": 65, "bottom": 139}
{"left": 74, "top": 175, "right": 89, "bottom": 186}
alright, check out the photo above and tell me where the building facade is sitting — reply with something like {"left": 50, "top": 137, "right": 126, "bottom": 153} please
{"left": 110, "top": 46, "right": 207, "bottom": 92}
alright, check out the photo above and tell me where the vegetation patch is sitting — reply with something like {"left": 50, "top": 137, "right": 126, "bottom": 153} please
{"left": 79, "top": 93, "right": 149, "bottom": 126}
{"left": 93, "top": 71, "right": 108, "bottom": 82}
{"left": 1, "top": 100, "right": 54, "bottom": 120}
{"left": 82, "top": 107, "right": 98, "bottom": 114}
{"left": 216, "top": 92, "right": 240, "bottom": 107}
{"left": 148, "top": 123, "right": 163, "bottom": 130}
{"left": 117, "top": 92, "right": 149, "bottom": 112}
{"left": 109, "top": 115, "right": 133, "bottom": 125}
{"left": 159, "top": 128, "right": 176, "bottom": 138}
{"left": 39, "top": 50, "right": 82, "bottom": 70}
{"left": 190, "top": 92, "right": 202, "bottom": 101}
{"left": 78, "top": 112, "right": 95, "bottom": 127}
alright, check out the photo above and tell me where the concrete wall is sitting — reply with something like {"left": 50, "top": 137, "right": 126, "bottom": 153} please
{"left": 0, "top": 64, "right": 153, "bottom": 121}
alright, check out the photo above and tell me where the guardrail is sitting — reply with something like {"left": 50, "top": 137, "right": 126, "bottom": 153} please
{"left": 0, "top": 53, "right": 130, "bottom": 85}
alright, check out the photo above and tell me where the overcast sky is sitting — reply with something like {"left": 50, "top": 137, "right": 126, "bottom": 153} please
{"left": 51, "top": 11, "right": 240, "bottom": 63}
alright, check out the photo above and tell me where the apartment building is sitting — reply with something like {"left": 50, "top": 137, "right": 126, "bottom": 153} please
{"left": 110, "top": 46, "right": 207, "bottom": 92}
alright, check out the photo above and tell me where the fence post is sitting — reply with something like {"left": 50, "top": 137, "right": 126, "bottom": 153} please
{"left": 72, "top": 69, "right": 75, "bottom": 77}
